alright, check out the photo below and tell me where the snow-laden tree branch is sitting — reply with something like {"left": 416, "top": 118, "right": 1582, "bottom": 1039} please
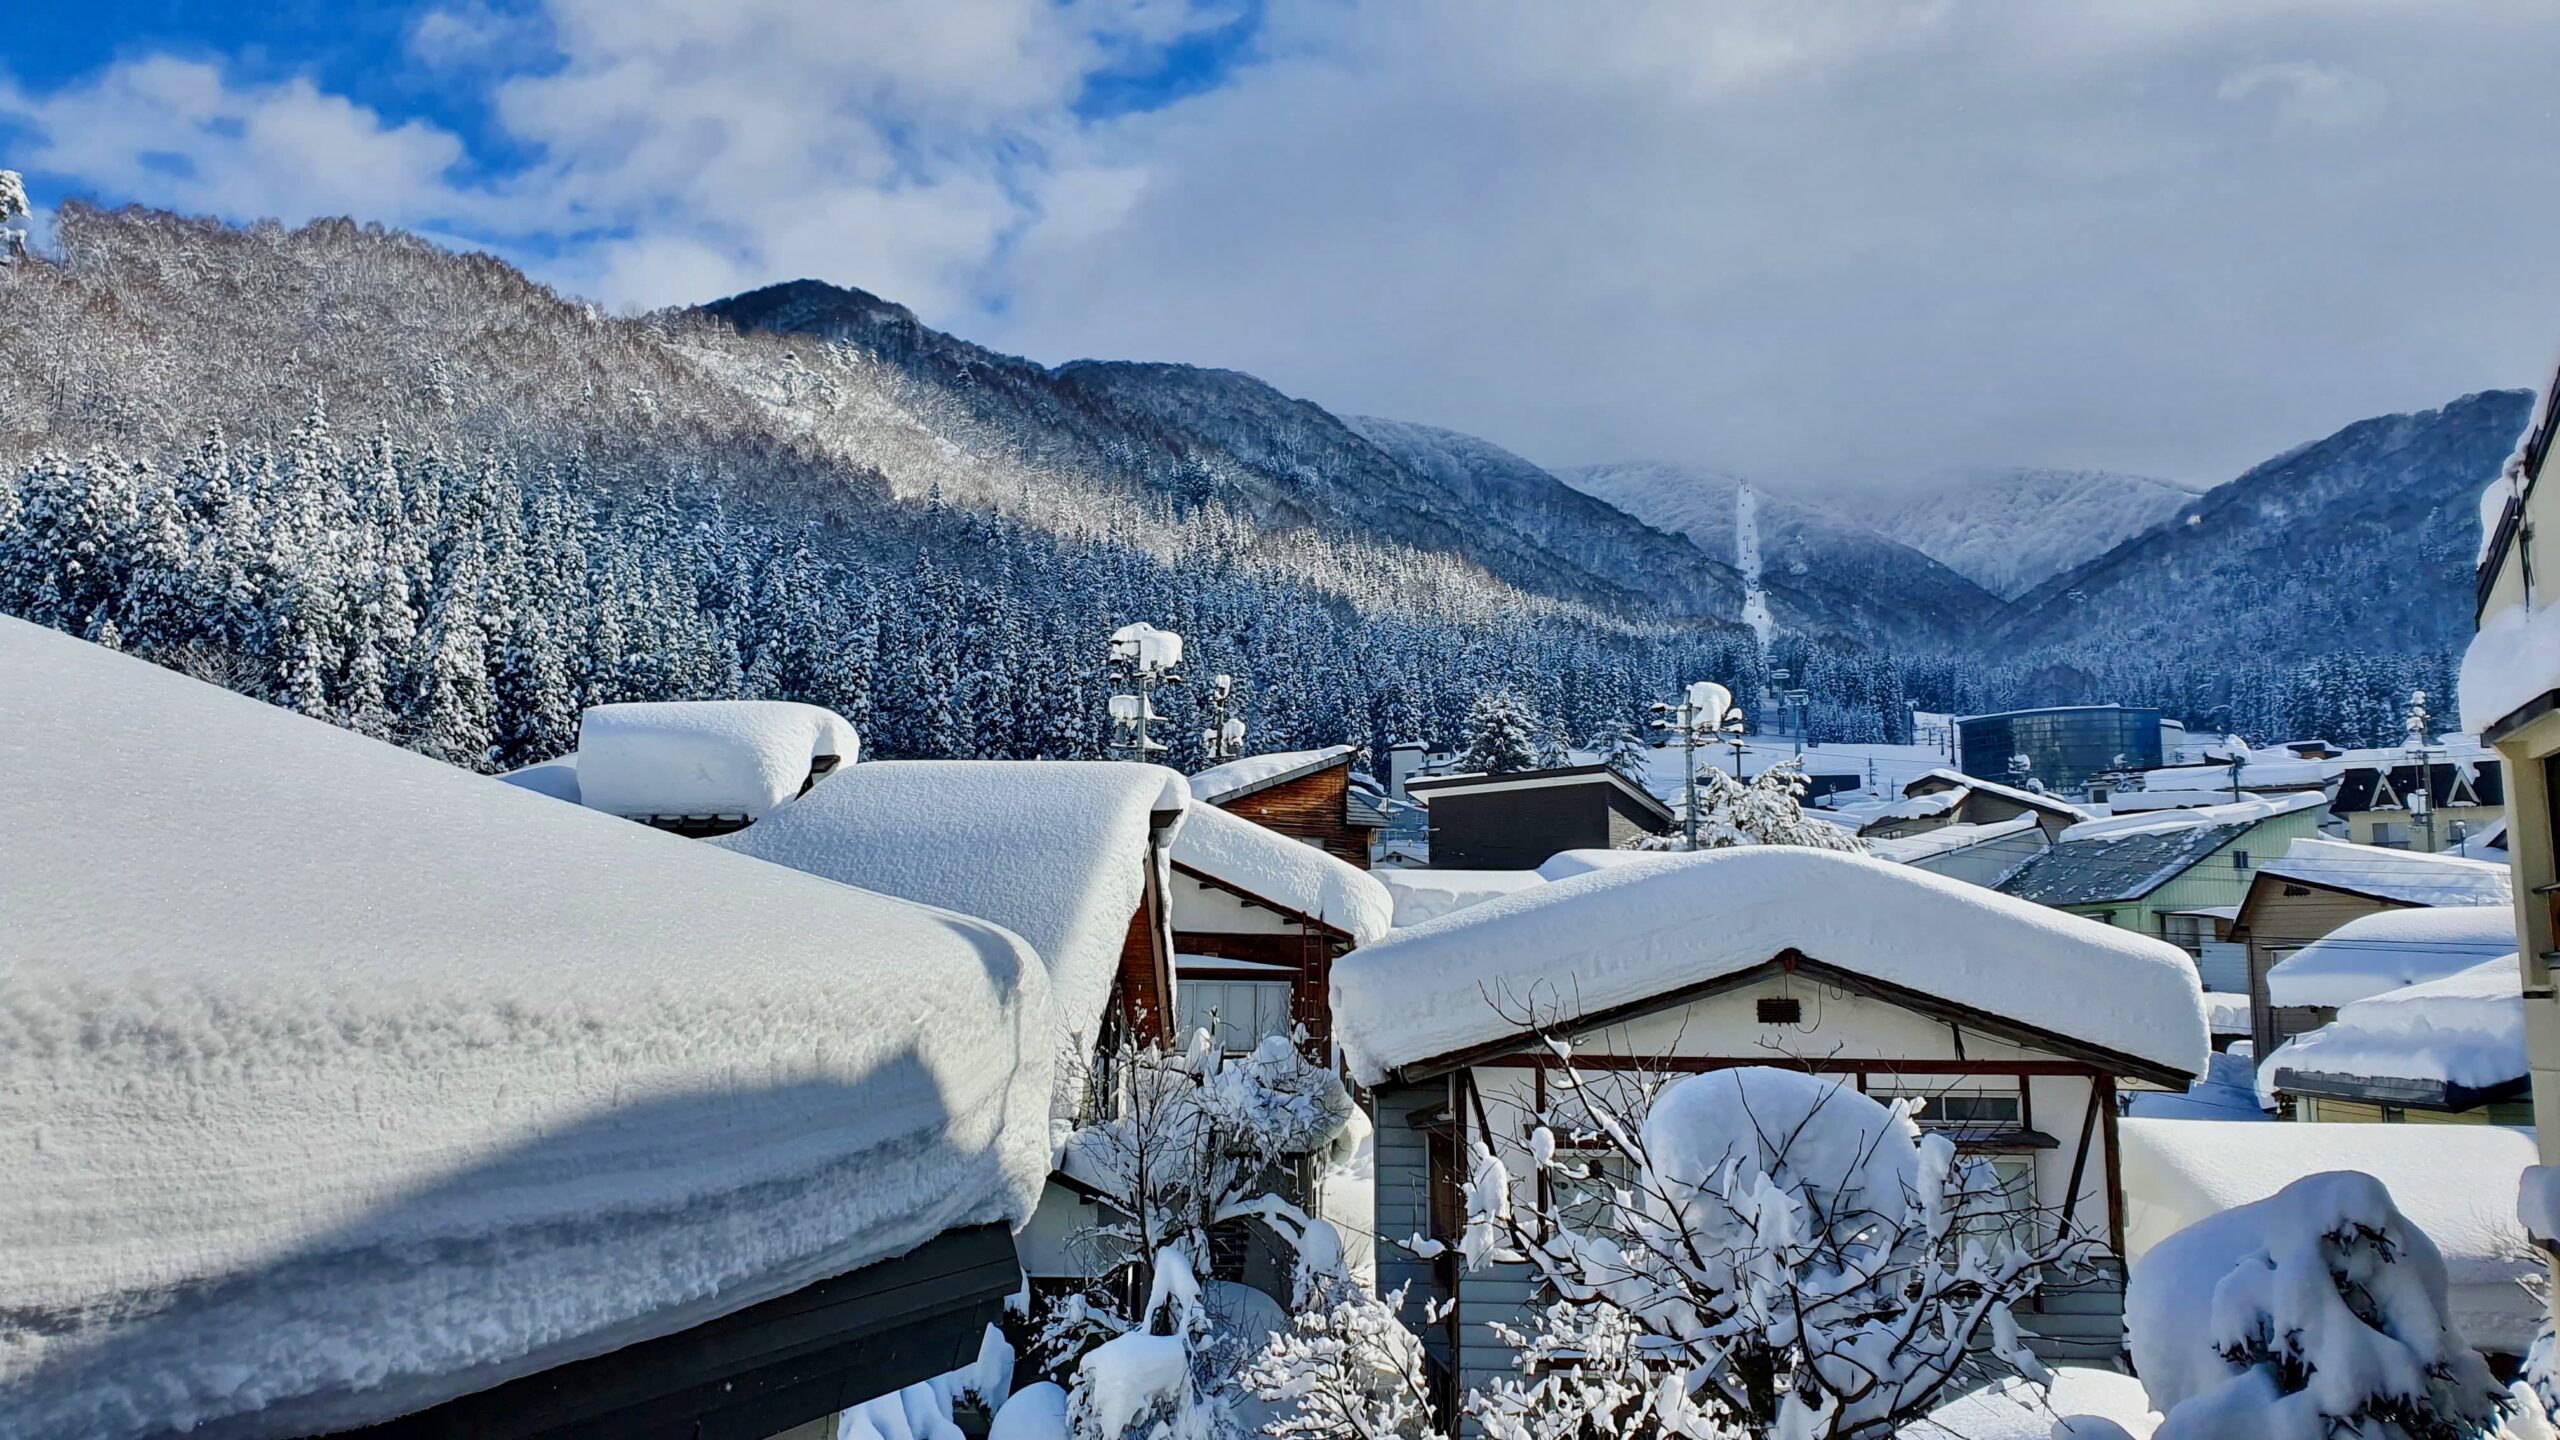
{"left": 1624, "top": 758, "right": 1864, "bottom": 853}
{"left": 1450, "top": 1051, "right": 2093, "bottom": 1439}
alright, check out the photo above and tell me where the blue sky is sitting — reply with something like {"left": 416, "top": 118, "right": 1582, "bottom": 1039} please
{"left": 5, "top": 2, "right": 2558, "bottom": 490}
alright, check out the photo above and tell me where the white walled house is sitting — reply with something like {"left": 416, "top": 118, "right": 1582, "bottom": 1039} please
{"left": 1330, "top": 848, "right": 2211, "bottom": 1395}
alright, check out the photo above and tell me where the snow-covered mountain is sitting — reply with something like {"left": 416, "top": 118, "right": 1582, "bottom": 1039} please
{"left": 1993, "top": 390, "right": 2530, "bottom": 663}
{"left": 1869, "top": 468, "right": 2211, "bottom": 601}
{"left": 1555, "top": 461, "right": 2007, "bottom": 646}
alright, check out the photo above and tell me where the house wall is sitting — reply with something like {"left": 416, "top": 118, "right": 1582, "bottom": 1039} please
{"left": 1168, "top": 871, "right": 1302, "bottom": 936}
{"left": 1378, "top": 976, "right": 2140, "bottom": 1403}
{"left": 2295, "top": 1095, "right": 2535, "bottom": 1126}
{"left": 1424, "top": 785, "right": 1617, "bottom": 870}
{"left": 1213, "top": 763, "right": 1372, "bottom": 868}
{"left": 2239, "top": 886, "right": 2397, "bottom": 1058}
{"left": 2346, "top": 803, "right": 2507, "bottom": 852}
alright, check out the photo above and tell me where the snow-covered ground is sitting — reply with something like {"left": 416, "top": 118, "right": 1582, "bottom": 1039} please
{"left": 0, "top": 618, "right": 1055, "bottom": 1440}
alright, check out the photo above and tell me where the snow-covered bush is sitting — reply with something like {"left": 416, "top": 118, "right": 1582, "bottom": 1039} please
{"left": 1627, "top": 757, "right": 1864, "bottom": 853}
{"left": 1452, "top": 1058, "right": 2086, "bottom": 1438}
{"left": 2126, "top": 1170, "right": 2505, "bottom": 1440}
{"left": 0, "top": 170, "right": 28, "bottom": 263}
{"left": 1241, "top": 1283, "right": 1439, "bottom": 1440}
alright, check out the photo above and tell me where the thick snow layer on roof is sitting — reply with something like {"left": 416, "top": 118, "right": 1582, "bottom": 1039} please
{"left": 2118, "top": 1119, "right": 2542, "bottom": 1351}
{"left": 1902, "top": 1368, "right": 2159, "bottom": 1439}
{"left": 2461, "top": 597, "right": 2560, "bottom": 733}
{"left": 2059, "top": 788, "right": 2324, "bottom": 843}
{"left": 1862, "top": 813, "right": 2041, "bottom": 864}
{"left": 1373, "top": 867, "right": 1545, "bottom": 927}
{"left": 717, "top": 760, "right": 1186, "bottom": 1072}
{"left": 1533, "top": 848, "right": 1685, "bottom": 881}
{"left": 1908, "top": 767, "right": 2091, "bottom": 818}
{"left": 1187, "top": 745, "right": 1354, "bottom": 804}
{"left": 2267, "top": 954, "right": 2522, "bottom": 1090}
{"left": 2142, "top": 757, "right": 2341, "bottom": 792}
{"left": 1172, "top": 801, "right": 1392, "bottom": 944}
{"left": 576, "top": 700, "right": 857, "bottom": 819}
{"left": 1872, "top": 786, "right": 1967, "bottom": 821}
{"left": 498, "top": 755, "right": 582, "bottom": 802}
{"left": 2259, "top": 836, "right": 2513, "bottom": 908}
{"left": 1332, "top": 847, "right": 2209, "bottom": 1085}
{"left": 0, "top": 619, "right": 1052, "bottom": 1440}
{"left": 2204, "top": 992, "right": 2250, "bottom": 1035}
{"left": 2264, "top": 905, "right": 2518, "bottom": 1008}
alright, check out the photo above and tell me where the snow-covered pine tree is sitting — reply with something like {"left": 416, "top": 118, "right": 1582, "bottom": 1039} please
{"left": 1456, "top": 690, "right": 1542, "bottom": 774}
{"left": 1594, "top": 718, "right": 1651, "bottom": 785}
{"left": 1630, "top": 757, "right": 1863, "bottom": 852}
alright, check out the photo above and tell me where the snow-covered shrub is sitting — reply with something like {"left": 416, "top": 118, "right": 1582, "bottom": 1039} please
{"left": 1065, "top": 1248, "right": 1239, "bottom": 1440}
{"left": 1241, "top": 1283, "right": 1439, "bottom": 1440}
{"left": 1453, "top": 1059, "right": 2086, "bottom": 1438}
{"left": 1625, "top": 757, "right": 1864, "bottom": 853}
{"left": 2126, "top": 1170, "right": 2505, "bottom": 1440}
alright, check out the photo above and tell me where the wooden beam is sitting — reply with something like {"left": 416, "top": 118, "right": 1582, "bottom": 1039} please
{"left": 2061, "top": 1078, "right": 2101, "bottom": 1240}
{"left": 2099, "top": 1074, "right": 2126, "bottom": 1256}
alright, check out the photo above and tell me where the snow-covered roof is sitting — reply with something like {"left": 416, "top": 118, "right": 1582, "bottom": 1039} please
{"left": 1372, "top": 867, "right": 1545, "bottom": 927}
{"left": 1533, "top": 848, "right": 1682, "bottom": 881}
{"left": 2267, "top": 954, "right": 2523, "bottom": 1095}
{"left": 2118, "top": 1119, "right": 2542, "bottom": 1351}
{"left": 0, "top": 618, "right": 1052, "bottom": 1440}
{"left": 1869, "top": 786, "right": 1967, "bottom": 822}
{"left": 1171, "top": 801, "right": 1393, "bottom": 945}
{"left": 2140, "top": 757, "right": 2341, "bottom": 793}
{"left": 575, "top": 700, "right": 858, "bottom": 820}
{"left": 1187, "top": 745, "right": 1356, "bottom": 805}
{"left": 1905, "top": 768, "right": 2092, "bottom": 819}
{"left": 2462, "top": 595, "right": 2560, "bottom": 735}
{"left": 716, "top": 759, "right": 1187, "bottom": 1070}
{"left": 498, "top": 755, "right": 582, "bottom": 803}
{"left": 2058, "top": 788, "right": 2325, "bottom": 843}
{"left": 1861, "top": 812, "right": 2042, "bottom": 865}
{"left": 1332, "top": 847, "right": 2209, "bottom": 1086}
{"left": 2254, "top": 836, "right": 2513, "bottom": 908}
{"left": 2263, "top": 905, "right": 2519, "bottom": 1008}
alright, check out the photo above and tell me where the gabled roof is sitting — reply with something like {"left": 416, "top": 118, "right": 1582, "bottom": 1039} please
{"left": 1170, "top": 801, "right": 1393, "bottom": 945}
{"left": 2263, "top": 905, "right": 2518, "bottom": 1008}
{"left": 2332, "top": 757, "right": 2503, "bottom": 814}
{"left": 0, "top": 619, "right": 1053, "bottom": 1439}
{"left": 2248, "top": 837, "right": 2513, "bottom": 910}
{"left": 1332, "top": 847, "right": 2208, "bottom": 1087}
{"left": 1187, "top": 745, "right": 1357, "bottom": 806}
{"left": 1405, "top": 763, "right": 1677, "bottom": 826}
{"left": 1995, "top": 818, "right": 2256, "bottom": 907}
{"left": 717, "top": 760, "right": 1189, "bottom": 1068}
{"left": 1903, "top": 768, "right": 2092, "bottom": 821}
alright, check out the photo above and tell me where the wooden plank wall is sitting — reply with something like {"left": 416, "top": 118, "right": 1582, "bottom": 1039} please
{"left": 1215, "top": 764, "right": 1373, "bottom": 868}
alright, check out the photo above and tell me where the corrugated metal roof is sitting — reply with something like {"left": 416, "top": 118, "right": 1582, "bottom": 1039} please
{"left": 1995, "top": 819, "right": 2254, "bottom": 906}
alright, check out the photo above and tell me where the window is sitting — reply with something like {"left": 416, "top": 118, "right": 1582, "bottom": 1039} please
{"left": 1548, "top": 1149, "right": 1637, "bottom": 1236}
{"left": 1877, "top": 1088, "right": 2024, "bottom": 1133}
{"left": 2231, "top": 849, "right": 2249, "bottom": 870}
{"left": 1175, "top": 979, "right": 1292, "bottom": 1055}
{"left": 2370, "top": 822, "right": 2407, "bottom": 849}
{"left": 1757, "top": 996, "right": 1803, "bottom": 1024}
{"left": 2159, "top": 913, "right": 2210, "bottom": 957}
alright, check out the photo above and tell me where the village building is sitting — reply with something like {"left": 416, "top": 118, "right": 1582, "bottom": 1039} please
{"left": 2264, "top": 952, "right": 2529, "bottom": 1125}
{"left": 2118, "top": 1120, "right": 2543, "bottom": 1363}
{"left": 1165, "top": 798, "right": 1394, "bottom": 1057}
{"left": 1186, "top": 744, "right": 1386, "bottom": 868}
{"left": 1862, "top": 813, "right": 2053, "bottom": 889}
{"left": 2231, "top": 838, "right": 2513, "bottom": 1059}
{"left": 1993, "top": 792, "right": 2328, "bottom": 966}
{"left": 2329, "top": 742, "right": 2505, "bottom": 853}
{"left": 1857, "top": 767, "right": 2091, "bottom": 845}
{"left": 1331, "top": 848, "right": 2211, "bottom": 1398}
{"left": 0, "top": 618, "right": 1045, "bottom": 1440}
{"left": 1403, "top": 762, "right": 1676, "bottom": 868}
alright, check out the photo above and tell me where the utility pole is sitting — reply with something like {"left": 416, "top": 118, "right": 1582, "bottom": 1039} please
{"left": 2405, "top": 689, "right": 2436, "bottom": 853}
{"left": 1651, "top": 680, "right": 1744, "bottom": 850}
{"left": 1199, "top": 673, "right": 1246, "bottom": 765}
{"left": 1106, "top": 622, "right": 1184, "bottom": 761}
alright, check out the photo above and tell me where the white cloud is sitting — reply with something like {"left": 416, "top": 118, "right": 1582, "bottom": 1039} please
{"left": 6, "top": 0, "right": 2557, "bottom": 489}
{"left": 0, "top": 57, "right": 477, "bottom": 230}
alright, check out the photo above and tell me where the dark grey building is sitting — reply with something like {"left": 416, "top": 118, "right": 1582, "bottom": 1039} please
{"left": 1405, "top": 764, "right": 1675, "bottom": 869}
{"left": 1957, "top": 705, "right": 2164, "bottom": 796}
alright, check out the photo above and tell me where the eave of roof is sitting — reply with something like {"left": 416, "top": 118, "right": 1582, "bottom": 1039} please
{"left": 1405, "top": 763, "right": 1676, "bottom": 824}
